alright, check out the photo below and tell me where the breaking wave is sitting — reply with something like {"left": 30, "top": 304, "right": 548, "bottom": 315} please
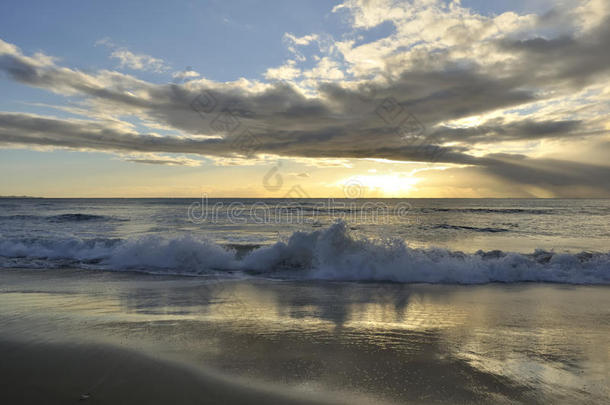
{"left": 0, "top": 222, "right": 608, "bottom": 284}
{"left": 0, "top": 235, "right": 236, "bottom": 273}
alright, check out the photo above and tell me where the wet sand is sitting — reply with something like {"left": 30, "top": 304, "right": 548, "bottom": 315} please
{"left": 0, "top": 268, "right": 608, "bottom": 404}
{"left": 0, "top": 339, "right": 343, "bottom": 405}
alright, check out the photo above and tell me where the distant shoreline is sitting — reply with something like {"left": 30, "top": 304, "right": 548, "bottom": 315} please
{"left": 0, "top": 196, "right": 44, "bottom": 199}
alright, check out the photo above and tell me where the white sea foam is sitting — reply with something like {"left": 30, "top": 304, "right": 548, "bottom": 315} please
{"left": 108, "top": 234, "right": 237, "bottom": 272}
{"left": 1, "top": 221, "right": 609, "bottom": 284}
{"left": 0, "top": 234, "right": 237, "bottom": 273}
{"left": 241, "top": 222, "right": 610, "bottom": 284}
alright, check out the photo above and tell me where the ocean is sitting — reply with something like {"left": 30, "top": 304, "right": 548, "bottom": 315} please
{"left": 1, "top": 198, "right": 609, "bottom": 403}
{"left": 1, "top": 198, "right": 609, "bottom": 283}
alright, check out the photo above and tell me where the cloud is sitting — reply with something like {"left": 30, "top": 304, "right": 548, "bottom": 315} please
{"left": 498, "top": 16, "right": 610, "bottom": 87}
{"left": 264, "top": 60, "right": 301, "bottom": 80}
{"left": 1, "top": 0, "right": 610, "bottom": 196}
{"left": 288, "top": 172, "right": 311, "bottom": 178}
{"left": 332, "top": 0, "right": 408, "bottom": 30}
{"left": 284, "top": 33, "right": 319, "bottom": 46}
{"left": 282, "top": 33, "right": 321, "bottom": 62}
{"left": 109, "top": 49, "right": 170, "bottom": 72}
{"left": 96, "top": 38, "right": 170, "bottom": 73}
{"left": 303, "top": 57, "right": 344, "bottom": 81}
{"left": 124, "top": 156, "right": 202, "bottom": 166}
{"left": 431, "top": 119, "right": 584, "bottom": 144}
{"left": 0, "top": 35, "right": 607, "bottom": 166}
{"left": 172, "top": 69, "right": 200, "bottom": 80}
{"left": 0, "top": 111, "right": 474, "bottom": 165}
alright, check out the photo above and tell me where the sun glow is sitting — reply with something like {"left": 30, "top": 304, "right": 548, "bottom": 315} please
{"left": 340, "top": 174, "right": 420, "bottom": 197}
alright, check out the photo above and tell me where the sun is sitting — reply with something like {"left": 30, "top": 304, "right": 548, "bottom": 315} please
{"left": 340, "top": 174, "right": 419, "bottom": 197}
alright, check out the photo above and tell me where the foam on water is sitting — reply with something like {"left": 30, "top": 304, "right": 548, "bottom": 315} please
{"left": 1, "top": 221, "right": 608, "bottom": 284}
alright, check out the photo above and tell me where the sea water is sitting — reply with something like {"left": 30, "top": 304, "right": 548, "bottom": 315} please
{"left": 1, "top": 198, "right": 609, "bottom": 403}
{"left": 1, "top": 198, "right": 609, "bottom": 284}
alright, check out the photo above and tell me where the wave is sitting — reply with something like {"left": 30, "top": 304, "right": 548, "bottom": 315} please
{"left": 428, "top": 224, "right": 510, "bottom": 233}
{"left": 0, "top": 235, "right": 236, "bottom": 273}
{"left": 0, "top": 214, "right": 39, "bottom": 220}
{"left": 420, "top": 208, "right": 555, "bottom": 215}
{"left": 47, "top": 213, "right": 111, "bottom": 222}
{"left": 0, "top": 222, "right": 608, "bottom": 284}
{"left": 240, "top": 222, "right": 609, "bottom": 284}
{"left": 0, "top": 213, "right": 123, "bottom": 222}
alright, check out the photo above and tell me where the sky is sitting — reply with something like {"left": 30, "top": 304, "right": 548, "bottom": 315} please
{"left": 1, "top": 0, "right": 609, "bottom": 198}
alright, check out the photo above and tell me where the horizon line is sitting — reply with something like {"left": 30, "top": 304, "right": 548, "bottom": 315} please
{"left": 2, "top": 196, "right": 609, "bottom": 200}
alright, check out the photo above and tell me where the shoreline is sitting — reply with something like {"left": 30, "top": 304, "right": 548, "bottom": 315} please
{"left": 2, "top": 265, "right": 610, "bottom": 286}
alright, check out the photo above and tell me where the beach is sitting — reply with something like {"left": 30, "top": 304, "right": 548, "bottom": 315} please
{"left": 1, "top": 267, "right": 608, "bottom": 404}
{"left": 1, "top": 198, "right": 609, "bottom": 403}
{"left": 0, "top": 339, "right": 347, "bottom": 405}
{"left": 3, "top": 0, "right": 610, "bottom": 401}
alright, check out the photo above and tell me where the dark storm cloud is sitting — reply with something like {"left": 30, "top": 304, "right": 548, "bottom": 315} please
{"left": 500, "top": 16, "right": 610, "bottom": 86}
{"left": 0, "top": 41, "right": 567, "bottom": 159}
{"left": 125, "top": 158, "right": 197, "bottom": 166}
{"left": 335, "top": 69, "right": 535, "bottom": 123}
{"left": 0, "top": 112, "right": 223, "bottom": 154}
{"left": 0, "top": 112, "right": 476, "bottom": 165}
{"left": 430, "top": 119, "right": 583, "bottom": 144}
{"left": 0, "top": 42, "right": 532, "bottom": 165}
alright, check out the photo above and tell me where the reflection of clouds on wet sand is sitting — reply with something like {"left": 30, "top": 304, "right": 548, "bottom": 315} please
{"left": 0, "top": 269, "right": 608, "bottom": 404}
